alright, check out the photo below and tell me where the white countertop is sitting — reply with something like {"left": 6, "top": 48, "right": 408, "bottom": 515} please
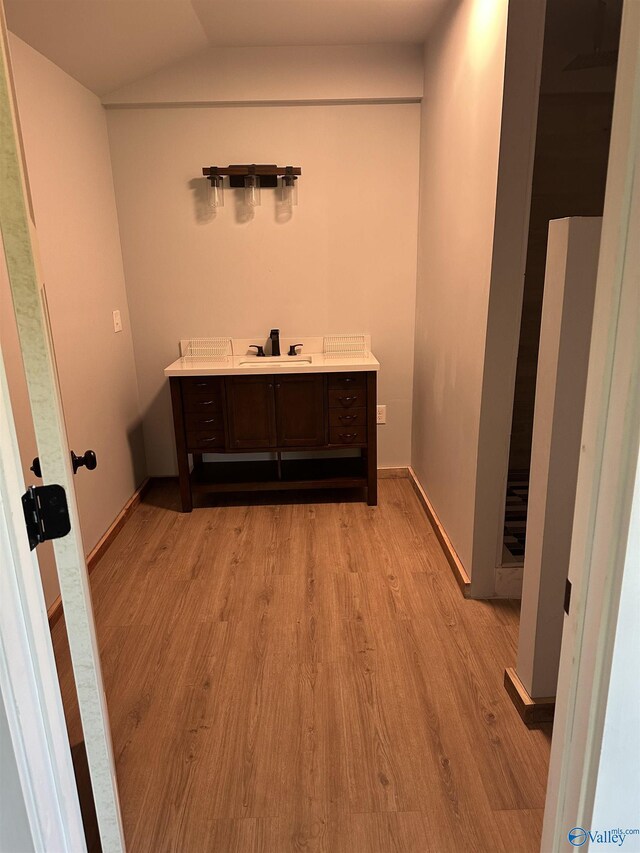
{"left": 164, "top": 351, "right": 380, "bottom": 377}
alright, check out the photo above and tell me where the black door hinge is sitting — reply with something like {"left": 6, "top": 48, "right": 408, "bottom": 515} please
{"left": 564, "top": 578, "right": 572, "bottom": 615}
{"left": 21, "top": 484, "right": 71, "bottom": 551}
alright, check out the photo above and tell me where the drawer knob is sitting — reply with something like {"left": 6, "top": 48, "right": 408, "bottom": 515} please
{"left": 200, "top": 400, "right": 215, "bottom": 405}
{"left": 339, "top": 396, "right": 357, "bottom": 403}
{"left": 338, "top": 432, "right": 357, "bottom": 440}
{"left": 339, "top": 414, "right": 356, "bottom": 422}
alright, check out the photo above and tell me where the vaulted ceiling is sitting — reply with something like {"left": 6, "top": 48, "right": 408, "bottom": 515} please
{"left": 5, "top": 0, "right": 450, "bottom": 95}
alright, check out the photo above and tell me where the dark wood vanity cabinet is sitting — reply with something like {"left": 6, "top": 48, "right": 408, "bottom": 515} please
{"left": 226, "top": 374, "right": 326, "bottom": 449}
{"left": 180, "top": 377, "right": 225, "bottom": 450}
{"left": 226, "top": 376, "right": 277, "bottom": 449}
{"left": 169, "top": 370, "right": 377, "bottom": 511}
{"left": 275, "top": 375, "right": 326, "bottom": 447}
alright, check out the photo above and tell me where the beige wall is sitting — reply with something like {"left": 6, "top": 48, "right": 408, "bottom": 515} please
{"left": 103, "top": 43, "right": 423, "bottom": 106}
{"left": 2, "top": 35, "right": 144, "bottom": 607}
{"left": 107, "top": 95, "right": 420, "bottom": 473}
{"left": 412, "top": 0, "right": 509, "bottom": 573}
{"left": 412, "top": 0, "right": 544, "bottom": 594}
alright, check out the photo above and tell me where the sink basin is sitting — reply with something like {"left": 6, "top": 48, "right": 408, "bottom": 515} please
{"left": 238, "top": 356, "right": 313, "bottom": 368}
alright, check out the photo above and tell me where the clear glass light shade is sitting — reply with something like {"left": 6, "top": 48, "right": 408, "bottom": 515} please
{"left": 244, "top": 175, "right": 260, "bottom": 207}
{"left": 208, "top": 176, "right": 224, "bottom": 208}
{"left": 280, "top": 175, "right": 298, "bottom": 208}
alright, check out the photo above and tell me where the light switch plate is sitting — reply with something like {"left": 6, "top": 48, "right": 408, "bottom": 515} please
{"left": 112, "top": 310, "right": 122, "bottom": 333}
{"left": 376, "top": 405, "right": 386, "bottom": 424}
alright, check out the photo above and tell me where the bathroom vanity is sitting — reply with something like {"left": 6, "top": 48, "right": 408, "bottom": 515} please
{"left": 164, "top": 344, "right": 379, "bottom": 511}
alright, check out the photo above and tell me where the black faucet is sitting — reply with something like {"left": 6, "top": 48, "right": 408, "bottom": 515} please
{"left": 269, "top": 329, "right": 281, "bottom": 357}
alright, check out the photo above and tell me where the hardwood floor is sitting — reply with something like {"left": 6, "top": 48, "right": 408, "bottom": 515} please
{"left": 51, "top": 478, "right": 551, "bottom": 852}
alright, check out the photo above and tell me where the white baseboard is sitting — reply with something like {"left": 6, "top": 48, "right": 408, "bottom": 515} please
{"left": 495, "top": 564, "right": 524, "bottom": 598}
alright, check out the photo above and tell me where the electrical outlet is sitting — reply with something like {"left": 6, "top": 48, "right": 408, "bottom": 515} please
{"left": 112, "top": 309, "right": 123, "bottom": 333}
{"left": 376, "top": 405, "right": 387, "bottom": 424}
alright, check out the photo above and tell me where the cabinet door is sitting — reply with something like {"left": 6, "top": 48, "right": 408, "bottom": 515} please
{"left": 226, "top": 376, "right": 277, "bottom": 449}
{"left": 275, "top": 375, "right": 326, "bottom": 447}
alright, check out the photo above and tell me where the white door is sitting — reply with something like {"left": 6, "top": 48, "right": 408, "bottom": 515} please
{"left": 0, "top": 11, "right": 125, "bottom": 853}
{"left": 1, "top": 334, "right": 86, "bottom": 852}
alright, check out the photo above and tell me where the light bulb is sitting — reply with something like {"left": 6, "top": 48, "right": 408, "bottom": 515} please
{"left": 208, "top": 175, "right": 224, "bottom": 208}
{"left": 280, "top": 174, "right": 298, "bottom": 208}
{"left": 244, "top": 174, "right": 260, "bottom": 207}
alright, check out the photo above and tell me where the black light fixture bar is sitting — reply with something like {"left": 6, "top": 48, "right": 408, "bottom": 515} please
{"left": 202, "top": 164, "right": 301, "bottom": 189}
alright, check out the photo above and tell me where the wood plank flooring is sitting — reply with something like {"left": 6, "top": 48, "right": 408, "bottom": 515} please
{"left": 51, "top": 478, "right": 551, "bottom": 852}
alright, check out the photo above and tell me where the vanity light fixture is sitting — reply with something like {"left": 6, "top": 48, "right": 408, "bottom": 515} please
{"left": 202, "top": 164, "right": 301, "bottom": 211}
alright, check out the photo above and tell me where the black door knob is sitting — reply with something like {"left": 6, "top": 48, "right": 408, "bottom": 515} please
{"left": 31, "top": 450, "right": 98, "bottom": 477}
{"left": 71, "top": 450, "right": 97, "bottom": 474}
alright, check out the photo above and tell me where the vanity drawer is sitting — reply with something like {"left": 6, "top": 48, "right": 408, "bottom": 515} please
{"left": 327, "top": 373, "right": 366, "bottom": 390}
{"left": 328, "top": 389, "right": 366, "bottom": 409}
{"left": 182, "top": 377, "right": 223, "bottom": 395}
{"left": 186, "top": 430, "right": 225, "bottom": 450}
{"left": 183, "top": 391, "right": 223, "bottom": 413}
{"left": 329, "top": 407, "right": 367, "bottom": 427}
{"left": 330, "top": 426, "right": 367, "bottom": 446}
{"left": 185, "top": 412, "right": 225, "bottom": 432}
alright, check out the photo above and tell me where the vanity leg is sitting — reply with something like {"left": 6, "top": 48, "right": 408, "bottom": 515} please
{"left": 170, "top": 377, "right": 193, "bottom": 512}
{"left": 177, "top": 459, "right": 193, "bottom": 512}
{"left": 366, "top": 371, "right": 378, "bottom": 506}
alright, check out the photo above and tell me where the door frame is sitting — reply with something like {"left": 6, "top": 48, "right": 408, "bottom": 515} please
{"left": 541, "top": 1, "right": 640, "bottom": 847}
{"left": 0, "top": 8, "right": 125, "bottom": 851}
